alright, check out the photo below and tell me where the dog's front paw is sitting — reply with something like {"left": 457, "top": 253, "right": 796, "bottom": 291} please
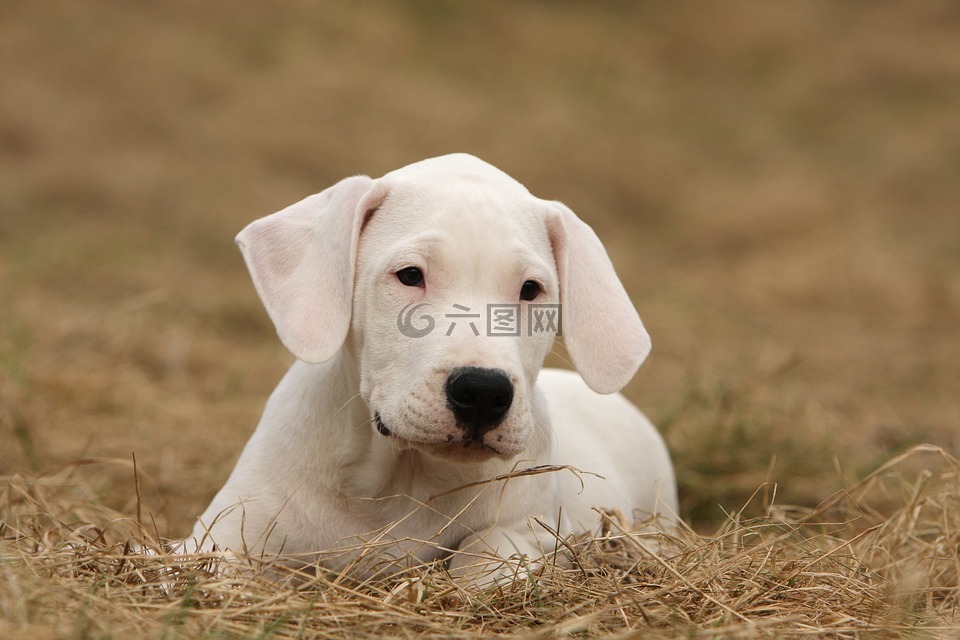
{"left": 448, "top": 526, "right": 558, "bottom": 590}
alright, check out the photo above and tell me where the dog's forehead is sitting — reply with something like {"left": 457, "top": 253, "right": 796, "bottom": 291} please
{"left": 374, "top": 155, "right": 542, "bottom": 235}
{"left": 370, "top": 191, "right": 547, "bottom": 270}
{"left": 356, "top": 166, "right": 554, "bottom": 287}
{"left": 381, "top": 153, "right": 529, "bottom": 196}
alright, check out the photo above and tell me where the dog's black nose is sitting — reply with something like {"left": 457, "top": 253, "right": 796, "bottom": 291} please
{"left": 445, "top": 367, "right": 514, "bottom": 438}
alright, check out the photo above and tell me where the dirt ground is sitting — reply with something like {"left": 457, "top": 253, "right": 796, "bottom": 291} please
{"left": 1, "top": 1, "right": 958, "bottom": 536}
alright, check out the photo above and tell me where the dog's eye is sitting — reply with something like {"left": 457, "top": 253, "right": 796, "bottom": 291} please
{"left": 396, "top": 267, "right": 425, "bottom": 288}
{"left": 519, "top": 280, "right": 541, "bottom": 301}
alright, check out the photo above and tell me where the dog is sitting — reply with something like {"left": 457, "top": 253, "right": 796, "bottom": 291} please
{"left": 186, "top": 153, "right": 677, "bottom": 585}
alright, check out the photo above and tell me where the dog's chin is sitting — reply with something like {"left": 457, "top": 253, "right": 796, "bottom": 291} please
{"left": 411, "top": 440, "right": 506, "bottom": 463}
{"left": 374, "top": 413, "right": 524, "bottom": 462}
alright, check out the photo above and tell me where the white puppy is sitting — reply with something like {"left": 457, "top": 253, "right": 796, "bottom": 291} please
{"left": 188, "top": 154, "right": 677, "bottom": 584}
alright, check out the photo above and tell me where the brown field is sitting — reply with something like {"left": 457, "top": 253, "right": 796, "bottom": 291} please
{"left": 1, "top": 1, "right": 958, "bottom": 637}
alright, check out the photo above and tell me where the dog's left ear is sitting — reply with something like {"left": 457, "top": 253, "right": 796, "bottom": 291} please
{"left": 236, "top": 176, "right": 386, "bottom": 363}
{"left": 546, "top": 201, "right": 651, "bottom": 394}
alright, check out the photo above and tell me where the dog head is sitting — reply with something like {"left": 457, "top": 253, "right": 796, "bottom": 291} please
{"left": 236, "top": 154, "right": 650, "bottom": 461}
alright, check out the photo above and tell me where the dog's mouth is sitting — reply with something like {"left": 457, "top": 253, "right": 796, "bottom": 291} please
{"left": 373, "top": 412, "right": 505, "bottom": 461}
{"left": 374, "top": 413, "right": 391, "bottom": 437}
{"left": 422, "top": 439, "right": 502, "bottom": 463}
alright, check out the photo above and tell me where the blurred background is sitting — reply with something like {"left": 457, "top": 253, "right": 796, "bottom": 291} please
{"left": 1, "top": 1, "right": 958, "bottom": 532}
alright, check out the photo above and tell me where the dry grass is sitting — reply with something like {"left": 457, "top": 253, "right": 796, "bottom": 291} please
{"left": 2, "top": 446, "right": 957, "bottom": 638}
{"left": 2, "top": 1, "right": 959, "bottom": 637}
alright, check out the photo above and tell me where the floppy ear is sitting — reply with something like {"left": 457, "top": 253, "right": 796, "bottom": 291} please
{"left": 235, "top": 176, "right": 385, "bottom": 363}
{"left": 547, "top": 201, "right": 651, "bottom": 394}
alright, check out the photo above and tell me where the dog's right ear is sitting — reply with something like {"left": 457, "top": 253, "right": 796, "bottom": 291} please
{"left": 235, "top": 176, "right": 386, "bottom": 363}
{"left": 546, "top": 201, "right": 651, "bottom": 394}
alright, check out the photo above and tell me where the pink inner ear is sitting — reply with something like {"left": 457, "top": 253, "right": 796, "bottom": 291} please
{"left": 548, "top": 202, "right": 650, "bottom": 394}
{"left": 236, "top": 176, "right": 377, "bottom": 364}
{"left": 356, "top": 182, "right": 390, "bottom": 236}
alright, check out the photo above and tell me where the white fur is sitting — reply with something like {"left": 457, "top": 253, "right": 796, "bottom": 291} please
{"left": 187, "top": 154, "right": 677, "bottom": 584}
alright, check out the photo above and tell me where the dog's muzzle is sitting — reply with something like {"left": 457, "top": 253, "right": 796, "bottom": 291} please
{"left": 445, "top": 367, "right": 514, "bottom": 441}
